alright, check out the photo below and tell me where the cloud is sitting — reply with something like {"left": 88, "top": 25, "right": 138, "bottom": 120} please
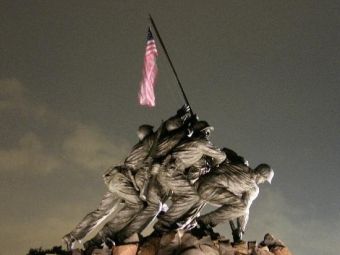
{"left": 0, "top": 79, "right": 131, "bottom": 254}
{"left": 235, "top": 189, "right": 339, "bottom": 255}
{"left": 0, "top": 123, "right": 125, "bottom": 175}
{"left": 0, "top": 199, "right": 92, "bottom": 255}
{"left": 7, "top": 79, "right": 338, "bottom": 255}
{"left": 0, "top": 79, "right": 128, "bottom": 174}
{"left": 62, "top": 123, "right": 127, "bottom": 171}
{"left": 0, "top": 79, "right": 24, "bottom": 110}
{"left": 0, "top": 78, "right": 47, "bottom": 119}
{"left": 0, "top": 132, "right": 62, "bottom": 174}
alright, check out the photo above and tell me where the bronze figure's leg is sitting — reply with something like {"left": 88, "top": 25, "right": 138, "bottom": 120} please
{"left": 154, "top": 170, "right": 200, "bottom": 231}
{"left": 68, "top": 191, "right": 122, "bottom": 242}
{"left": 197, "top": 185, "right": 246, "bottom": 227}
{"left": 81, "top": 171, "right": 144, "bottom": 247}
{"left": 115, "top": 182, "right": 164, "bottom": 242}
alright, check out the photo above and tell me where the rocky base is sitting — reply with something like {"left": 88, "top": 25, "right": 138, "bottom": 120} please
{"left": 75, "top": 232, "right": 292, "bottom": 255}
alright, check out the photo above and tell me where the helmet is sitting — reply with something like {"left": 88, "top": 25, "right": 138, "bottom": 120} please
{"left": 165, "top": 117, "right": 182, "bottom": 132}
{"left": 137, "top": 124, "right": 153, "bottom": 140}
{"left": 254, "top": 164, "right": 274, "bottom": 184}
{"left": 222, "top": 147, "right": 246, "bottom": 165}
{"left": 192, "top": 121, "right": 214, "bottom": 136}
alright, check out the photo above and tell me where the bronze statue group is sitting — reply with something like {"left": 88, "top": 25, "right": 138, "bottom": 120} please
{"left": 63, "top": 105, "right": 274, "bottom": 253}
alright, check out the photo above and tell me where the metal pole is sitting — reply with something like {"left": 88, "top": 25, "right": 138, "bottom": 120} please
{"left": 148, "top": 14, "right": 194, "bottom": 116}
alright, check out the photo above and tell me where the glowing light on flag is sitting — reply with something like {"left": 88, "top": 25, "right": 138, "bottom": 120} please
{"left": 138, "top": 27, "right": 158, "bottom": 107}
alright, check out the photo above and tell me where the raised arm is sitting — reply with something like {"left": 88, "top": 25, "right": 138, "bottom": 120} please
{"left": 238, "top": 185, "right": 259, "bottom": 232}
{"left": 199, "top": 140, "right": 226, "bottom": 166}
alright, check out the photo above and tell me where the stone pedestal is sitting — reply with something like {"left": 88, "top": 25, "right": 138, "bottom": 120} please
{"left": 81, "top": 232, "right": 293, "bottom": 255}
{"left": 233, "top": 242, "right": 248, "bottom": 255}
{"left": 271, "top": 247, "right": 292, "bottom": 255}
{"left": 112, "top": 244, "right": 138, "bottom": 255}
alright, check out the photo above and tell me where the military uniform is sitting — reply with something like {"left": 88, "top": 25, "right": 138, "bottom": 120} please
{"left": 99, "top": 125, "right": 196, "bottom": 242}
{"left": 197, "top": 163, "right": 264, "bottom": 232}
{"left": 64, "top": 110, "right": 190, "bottom": 247}
{"left": 154, "top": 137, "right": 226, "bottom": 231}
{"left": 66, "top": 165, "right": 144, "bottom": 246}
{"left": 110, "top": 166, "right": 166, "bottom": 242}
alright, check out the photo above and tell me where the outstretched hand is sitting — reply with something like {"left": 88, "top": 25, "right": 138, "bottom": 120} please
{"left": 177, "top": 104, "right": 191, "bottom": 116}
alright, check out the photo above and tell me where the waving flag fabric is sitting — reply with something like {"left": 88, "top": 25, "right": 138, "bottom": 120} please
{"left": 138, "top": 27, "right": 158, "bottom": 107}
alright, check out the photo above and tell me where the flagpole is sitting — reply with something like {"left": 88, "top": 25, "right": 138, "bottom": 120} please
{"left": 148, "top": 14, "right": 194, "bottom": 116}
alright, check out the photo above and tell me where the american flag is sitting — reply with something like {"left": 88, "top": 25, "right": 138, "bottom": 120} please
{"left": 138, "top": 27, "right": 158, "bottom": 107}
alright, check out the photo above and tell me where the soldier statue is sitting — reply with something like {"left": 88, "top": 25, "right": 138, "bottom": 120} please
{"left": 63, "top": 104, "right": 274, "bottom": 253}
{"left": 194, "top": 161, "right": 274, "bottom": 242}
{"left": 153, "top": 120, "right": 226, "bottom": 233}
{"left": 63, "top": 105, "right": 194, "bottom": 250}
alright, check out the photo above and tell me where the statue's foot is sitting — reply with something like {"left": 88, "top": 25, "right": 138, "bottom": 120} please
{"left": 149, "top": 229, "right": 164, "bottom": 238}
{"left": 231, "top": 228, "right": 244, "bottom": 244}
{"left": 104, "top": 237, "right": 116, "bottom": 248}
{"left": 209, "top": 230, "right": 220, "bottom": 241}
{"left": 114, "top": 233, "right": 141, "bottom": 246}
{"left": 62, "top": 234, "right": 77, "bottom": 251}
{"left": 83, "top": 239, "right": 103, "bottom": 254}
{"left": 190, "top": 221, "right": 220, "bottom": 240}
{"left": 190, "top": 226, "right": 207, "bottom": 239}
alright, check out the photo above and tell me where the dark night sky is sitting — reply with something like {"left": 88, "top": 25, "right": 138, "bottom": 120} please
{"left": 0, "top": 1, "right": 339, "bottom": 254}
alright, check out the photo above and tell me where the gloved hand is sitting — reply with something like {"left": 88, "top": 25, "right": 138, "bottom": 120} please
{"left": 190, "top": 220, "right": 208, "bottom": 239}
{"left": 186, "top": 114, "right": 200, "bottom": 137}
{"left": 177, "top": 104, "right": 191, "bottom": 116}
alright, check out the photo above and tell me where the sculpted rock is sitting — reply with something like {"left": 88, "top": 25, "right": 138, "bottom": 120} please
{"left": 112, "top": 244, "right": 138, "bottom": 255}
{"left": 87, "top": 231, "right": 293, "bottom": 255}
{"left": 252, "top": 246, "right": 272, "bottom": 255}
{"left": 257, "top": 233, "right": 293, "bottom": 255}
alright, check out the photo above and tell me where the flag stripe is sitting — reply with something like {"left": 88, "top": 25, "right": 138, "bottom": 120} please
{"left": 138, "top": 28, "right": 158, "bottom": 107}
